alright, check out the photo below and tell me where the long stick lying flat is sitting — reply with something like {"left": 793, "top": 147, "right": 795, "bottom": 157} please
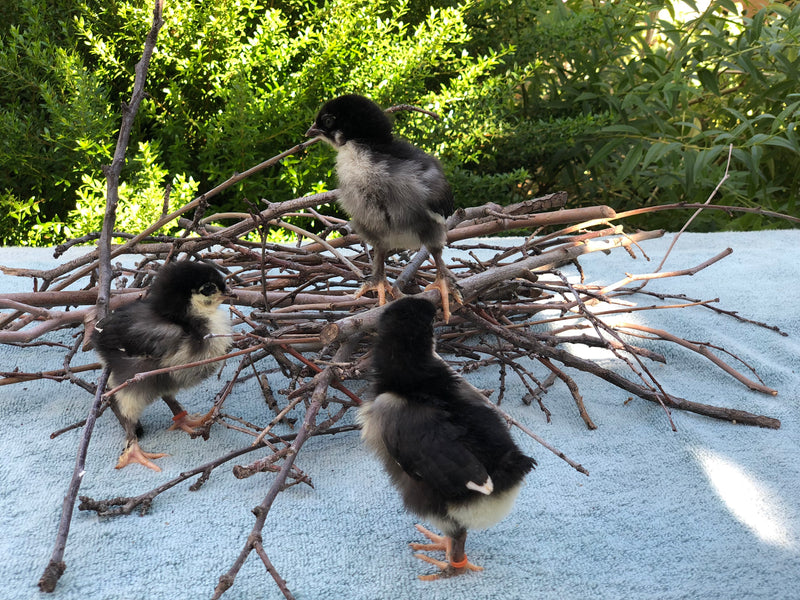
{"left": 38, "top": 368, "right": 109, "bottom": 592}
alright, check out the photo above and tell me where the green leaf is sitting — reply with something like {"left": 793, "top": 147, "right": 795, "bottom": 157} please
{"left": 684, "top": 150, "right": 697, "bottom": 191}
{"left": 598, "top": 124, "right": 641, "bottom": 135}
{"left": 642, "top": 140, "right": 681, "bottom": 169}
{"left": 586, "top": 139, "right": 625, "bottom": 170}
{"left": 761, "top": 136, "right": 800, "bottom": 154}
{"left": 696, "top": 68, "right": 719, "bottom": 95}
{"left": 615, "top": 143, "right": 644, "bottom": 183}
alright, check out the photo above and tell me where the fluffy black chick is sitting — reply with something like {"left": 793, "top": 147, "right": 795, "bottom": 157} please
{"left": 92, "top": 260, "right": 232, "bottom": 471}
{"left": 358, "top": 296, "right": 536, "bottom": 579}
{"left": 305, "top": 93, "right": 462, "bottom": 321}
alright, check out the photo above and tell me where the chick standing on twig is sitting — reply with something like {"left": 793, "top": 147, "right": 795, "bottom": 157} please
{"left": 305, "top": 93, "right": 462, "bottom": 322}
{"left": 92, "top": 261, "right": 232, "bottom": 471}
{"left": 358, "top": 297, "right": 536, "bottom": 579}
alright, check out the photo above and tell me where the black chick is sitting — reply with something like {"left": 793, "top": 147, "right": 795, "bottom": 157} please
{"left": 305, "top": 93, "right": 462, "bottom": 321}
{"left": 92, "top": 260, "right": 232, "bottom": 471}
{"left": 358, "top": 296, "right": 536, "bottom": 579}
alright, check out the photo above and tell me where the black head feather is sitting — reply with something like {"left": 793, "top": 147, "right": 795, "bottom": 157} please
{"left": 375, "top": 296, "right": 436, "bottom": 356}
{"left": 306, "top": 94, "right": 393, "bottom": 146}
{"left": 371, "top": 297, "right": 444, "bottom": 393}
{"left": 148, "top": 261, "right": 227, "bottom": 323}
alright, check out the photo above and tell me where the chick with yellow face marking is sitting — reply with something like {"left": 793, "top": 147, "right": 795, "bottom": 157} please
{"left": 93, "top": 261, "right": 232, "bottom": 471}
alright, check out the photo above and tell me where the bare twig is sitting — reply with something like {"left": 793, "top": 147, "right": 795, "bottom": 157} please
{"left": 644, "top": 145, "right": 734, "bottom": 281}
{"left": 253, "top": 542, "right": 295, "bottom": 600}
{"left": 96, "top": 0, "right": 165, "bottom": 321}
{"left": 491, "top": 401, "right": 590, "bottom": 476}
{"left": 39, "top": 0, "right": 166, "bottom": 593}
{"left": 598, "top": 248, "right": 733, "bottom": 296}
{"left": 539, "top": 357, "right": 597, "bottom": 430}
{"left": 616, "top": 322, "right": 778, "bottom": 395}
{"left": 212, "top": 337, "right": 361, "bottom": 599}
{"left": 38, "top": 368, "right": 109, "bottom": 592}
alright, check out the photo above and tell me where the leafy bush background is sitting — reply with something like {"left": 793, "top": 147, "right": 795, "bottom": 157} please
{"left": 1, "top": 0, "right": 798, "bottom": 245}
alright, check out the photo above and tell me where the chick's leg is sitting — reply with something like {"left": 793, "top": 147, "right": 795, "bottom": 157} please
{"left": 410, "top": 525, "right": 482, "bottom": 580}
{"left": 424, "top": 249, "right": 463, "bottom": 323}
{"left": 163, "top": 394, "right": 210, "bottom": 435}
{"left": 110, "top": 392, "right": 168, "bottom": 472}
{"left": 353, "top": 247, "right": 397, "bottom": 305}
{"left": 115, "top": 440, "right": 167, "bottom": 472}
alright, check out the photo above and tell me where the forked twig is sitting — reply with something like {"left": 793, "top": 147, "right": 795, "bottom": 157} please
{"left": 616, "top": 322, "right": 778, "bottom": 395}
{"left": 212, "top": 337, "right": 361, "bottom": 599}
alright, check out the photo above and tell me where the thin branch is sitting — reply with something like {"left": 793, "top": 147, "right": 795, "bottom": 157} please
{"left": 97, "top": 0, "right": 165, "bottom": 321}
{"left": 212, "top": 337, "right": 361, "bottom": 599}
{"left": 598, "top": 247, "right": 733, "bottom": 296}
{"left": 101, "top": 345, "right": 263, "bottom": 400}
{"left": 39, "top": 0, "right": 165, "bottom": 593}
{"left": 616, "top": 322, "right": 778, "bottom": 395}
{"left": 645, "top": 144, "right": 733, "bottom": 281}
{"left": 539, "top": 357, "right": 597, "bottom": 430}
{"left": 490, "top": 401, "right": 590, "bottom": 476}
{"left": 253, "top": 542, "right": 295, "bottom": 600}
{"left": 38, "top": 368, "right": 109, "bottom": 592}
{"left": 0, "top": 362, "right": 100, "bottom": 387}
{"left": 613, "top": 202, "right": 800, "bottom": 225}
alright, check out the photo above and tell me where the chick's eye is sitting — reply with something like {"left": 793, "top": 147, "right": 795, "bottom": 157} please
{"left": 199, "top": 282, "right": 218, "bottom": 296}
{"left": 321, "top": 114, "right": 336, "bottom": 129}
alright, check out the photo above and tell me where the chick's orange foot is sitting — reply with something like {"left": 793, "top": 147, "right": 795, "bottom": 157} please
{"left": 115, "top": 440, "right": 168, "bottom": 472}
{"left": 423, "top": 275, "right": 463, "bottom": 323}
{"left": 410, "top": 524, "right": 483, "bottom": 581}
{"left": 353, "top": 276, "right": 399, "bottom": 306}
{"left": 167, "top": 410, "right": 210, "bottom": 436}
{"left": 409, "top": 523, "right": 449, "bottom": 553}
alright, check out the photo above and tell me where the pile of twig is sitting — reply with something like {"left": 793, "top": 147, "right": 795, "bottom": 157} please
{"left": 2, "top": 183, "right": 787, "bottom": 598}
{"left": 1, "top": 1, "right": 793, "bottom": 597}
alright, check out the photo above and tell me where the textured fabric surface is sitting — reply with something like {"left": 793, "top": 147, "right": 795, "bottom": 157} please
{"left": 1, "top": 231, "right": 798, "bottom": 600}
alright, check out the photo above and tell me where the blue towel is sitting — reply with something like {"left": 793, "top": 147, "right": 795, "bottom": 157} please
{"left": 1, "top": 231, "right": 798, "bottom": 599}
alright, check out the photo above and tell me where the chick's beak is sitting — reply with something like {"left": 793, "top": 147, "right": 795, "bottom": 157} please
{"left": 305, "top": 124, "right": 323, "bottom": 138}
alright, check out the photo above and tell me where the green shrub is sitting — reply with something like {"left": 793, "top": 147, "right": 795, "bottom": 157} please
{"left": 0, "top": 0, "right": 798, "bottom": 245}
{"left": 576, "top": 1, "right": 800, "bottom": 229}
{"left": 0, "top": 0, "right": 115, "bottom": 244}
{"left": 69, "top": 140, "right": 199, "bottom": 239}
